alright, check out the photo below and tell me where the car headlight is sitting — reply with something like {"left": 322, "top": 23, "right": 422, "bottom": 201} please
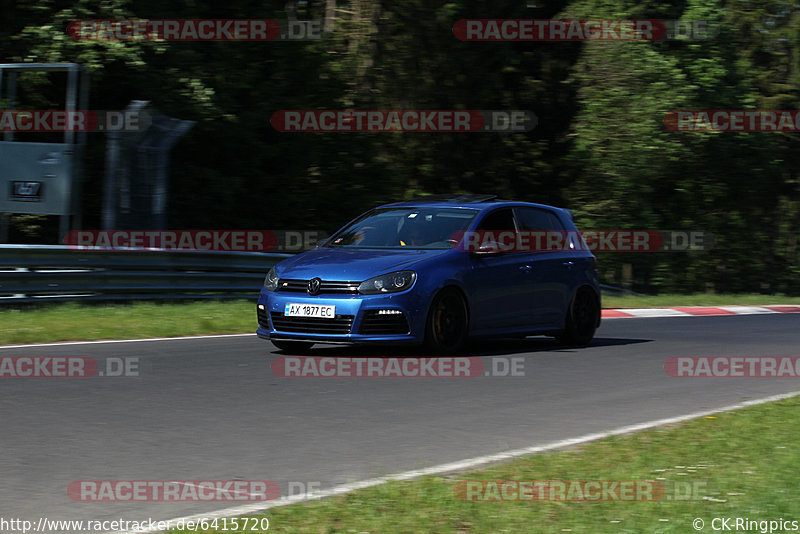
{"left": 358, "top": 271, "right": 416, "bottom": 295}
{"left": 263, "top": 267, "right": 279, "bottom": 291}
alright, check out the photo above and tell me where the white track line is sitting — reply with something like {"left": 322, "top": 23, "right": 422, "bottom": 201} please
{"left": 0, "top": 333, "right": 254, "bottom": 350}
{"left": 118, "top": 390, "right": 800, "bottom": 534}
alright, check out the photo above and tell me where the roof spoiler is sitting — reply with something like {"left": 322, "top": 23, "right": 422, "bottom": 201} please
{"left": 412, "top": 194, "right": 499, "bottom": 203}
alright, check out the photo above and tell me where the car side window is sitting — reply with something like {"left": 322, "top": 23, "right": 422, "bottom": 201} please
{"left": 515, "top": 207, "right": 564, "bottom": 231}
{"left": 476, "top": 208, "right": 516, "bottom": 232}
{"left": 472, "top": 208, "right": 520, "bottom": 254}
{"left": 514, "top": 207, "right": 575, "bottom": 252}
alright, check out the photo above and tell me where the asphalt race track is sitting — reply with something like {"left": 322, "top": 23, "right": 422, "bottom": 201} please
{"left": 1, "top": 313, "right": 799, "bottom": 531}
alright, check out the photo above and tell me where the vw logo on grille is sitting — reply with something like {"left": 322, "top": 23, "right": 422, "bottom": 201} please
{"left": 307, "top": 277, "right": 322, "bottom": 295}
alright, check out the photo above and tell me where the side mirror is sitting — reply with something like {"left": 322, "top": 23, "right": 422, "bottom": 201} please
{"left": 310, "top": 234, "right": 331, "bottom": 249}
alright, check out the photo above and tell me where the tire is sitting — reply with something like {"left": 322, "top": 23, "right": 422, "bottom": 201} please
{"left": 271, "top": 339, "right": 314, "bottom": 353}
{"left": 557, "top": 288, "right": 599, "bottom": 346}
{"left": 424, "top": 288, "right": 469, "bottom": 354}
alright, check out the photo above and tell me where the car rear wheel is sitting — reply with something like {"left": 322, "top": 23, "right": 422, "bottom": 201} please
{"left": 425, "top": 288, "right": 469, "bottom": 354}
{"left": 271, "top": 340, "right": 314, "bottom": 353}
{"left": 557, "top": 288, "right": 599, "bottom": 346}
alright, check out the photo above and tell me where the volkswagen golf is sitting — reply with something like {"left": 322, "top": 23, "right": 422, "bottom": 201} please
{"left": 256, "top": 195, "right": 601, "bottom": 353}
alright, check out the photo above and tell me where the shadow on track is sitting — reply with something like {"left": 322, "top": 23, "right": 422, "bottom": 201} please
{"left": 266, "top": 336, "right": 653, "bottom": 358}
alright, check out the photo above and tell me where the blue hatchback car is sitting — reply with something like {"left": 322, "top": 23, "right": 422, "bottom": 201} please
{"left": 257, "top": 195, "right": 601, "bottom": 353}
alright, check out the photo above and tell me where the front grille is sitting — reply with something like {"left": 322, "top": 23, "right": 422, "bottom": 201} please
{"left": 257, "top": 307, "right": 269, "bottom": 328}
{"left": 359, "top": 310, "right": 410, "bottom": 335}
{"left": 270, "top": 312, "right": 354, "bottom": 334}
{"left": 277, "top": 279, "right": 359, "bottom": 294}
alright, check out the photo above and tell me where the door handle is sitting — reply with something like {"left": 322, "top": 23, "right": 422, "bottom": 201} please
{"left": 519, "top": 265, "right": 533, "bottom": 272}
{"left": 563, "top": 261, "right": 575, "bottom": 268}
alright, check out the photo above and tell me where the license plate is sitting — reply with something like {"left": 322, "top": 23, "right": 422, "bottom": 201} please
{"left": 285, "top": 303, "right": 335, "bottom": 318}
{"left": 10, "top": 181, "right": 44, "bottom": 202}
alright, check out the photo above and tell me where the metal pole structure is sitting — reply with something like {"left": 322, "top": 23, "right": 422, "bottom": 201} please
{"left": 58, "top": 66, "right": 79, "bottom": 241}
{"left": 74, "top": 67, "right": 89, "bottom": 232}
{"left": 159, "top": 119, "right": 194, "bottom": 229}
{"left": 0, "top": 69, "right": 14, "bottom": 242}
{"left": 0, "top": 68, "right": 4, "bottom": 242}
{"left": 65, "top": 66, "right": 76, "bottom": 146}
{"left": 103, "top": 130, "right": 120, "bottom": 230}
{"left": 0, "top": 214, "right": 8, "bottom": 242}
{"left": 3, "top": 71, "right": 15, "bottom": 142}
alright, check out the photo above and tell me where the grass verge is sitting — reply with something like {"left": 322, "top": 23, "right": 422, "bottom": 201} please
{"left": 1, "top": 294, "right": 798, "bottom": 345}
{"left": 170, "top": 395, "right": 800, "bottom": 533}
{"left": 0, "top": 300, "right": 255, "bottom": 345}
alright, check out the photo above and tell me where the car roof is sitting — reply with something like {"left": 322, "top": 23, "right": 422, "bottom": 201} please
{"left": 377, "top": 197, "right": 572, "bottom": 219}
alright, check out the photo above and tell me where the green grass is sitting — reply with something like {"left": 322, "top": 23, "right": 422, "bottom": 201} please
{"left": 0, "top": 300, "right": 255, "bottom": 345}
{"left": 170, "top": 395, "right": 800, "bottom": 533}
{"left": 1, "top": 293, "right": 798, "bottom": 345}
{"left": 602, "top": 293, "right": 800, "bottom": 309}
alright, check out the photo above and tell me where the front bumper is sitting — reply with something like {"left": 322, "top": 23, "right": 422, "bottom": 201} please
{"left": 256, "top": 287, "right": 428, "bottom": 345}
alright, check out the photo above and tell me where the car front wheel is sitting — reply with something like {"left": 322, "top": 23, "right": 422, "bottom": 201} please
{"left": 425, "top": 288, "right": 469, "bottom": 354}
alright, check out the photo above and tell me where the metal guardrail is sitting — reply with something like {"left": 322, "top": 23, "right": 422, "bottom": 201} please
{"left": 0, "top": 245, "right": 639, "bottom": 304}
{"left": 0, "top": 245, "right": 289, "bottom": 303}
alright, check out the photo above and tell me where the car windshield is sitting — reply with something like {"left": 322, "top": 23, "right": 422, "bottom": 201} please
{"left": 325, "top": 207, "right": 479, "bottom": 249}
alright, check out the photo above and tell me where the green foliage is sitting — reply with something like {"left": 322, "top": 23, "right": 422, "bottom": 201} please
{"left": 1, "top": 0, "right": 798, "bottom": 293}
